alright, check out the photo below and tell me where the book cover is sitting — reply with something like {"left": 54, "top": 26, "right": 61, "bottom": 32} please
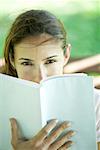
{"left": 0, "top": 73, "right": 97, "bottom": 150}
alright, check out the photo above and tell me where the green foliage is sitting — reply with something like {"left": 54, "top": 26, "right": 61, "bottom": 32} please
{"left": 0, "top": 14, "right": 13, "bottom": 57}
{"left": 58, "top": 11, "right": 100, "bottom": 58}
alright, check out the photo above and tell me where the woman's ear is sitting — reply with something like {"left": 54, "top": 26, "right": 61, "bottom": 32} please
{"left": 63, "top": 44, "right": 71, "bottom": 67}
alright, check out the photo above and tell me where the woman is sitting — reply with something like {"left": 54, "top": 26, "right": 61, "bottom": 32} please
{"left": 2, "top": 9, "right": 100, "bottom": 149}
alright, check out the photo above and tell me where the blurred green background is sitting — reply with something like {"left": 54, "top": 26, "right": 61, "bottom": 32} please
{"left": 0, "top": 0, "right": 100, "bottom": 58}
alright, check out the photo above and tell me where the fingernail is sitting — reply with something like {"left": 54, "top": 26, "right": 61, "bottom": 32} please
{"left": 64, "top": 121, "right": 72, "bottom": 127}
{"left": 70, "top": 141, "right": 74, "bottom": 146}
{"left": 69, "top": 130, "right": 76, "bottom": 137}
{"left": 72, "top": 130, "right": 78, "bottom": 134}
{"left": 47, "top": 119, "right": 58, "bottom": 124}
{"left": 67, "top": 141, "right": 74, "bottom": 147}
{"left": 68, "top": 120, "right": 74, "bottom": 125}
{"left": 71, "top": 131, "right": 76, "bottom": 136}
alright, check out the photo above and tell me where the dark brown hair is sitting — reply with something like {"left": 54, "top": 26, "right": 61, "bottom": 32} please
{"left": 4, "top": 9, "right": 67, "bottom": 77}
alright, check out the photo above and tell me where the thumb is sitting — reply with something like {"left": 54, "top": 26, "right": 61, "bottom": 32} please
{"left": 10, "top": 118, "right": 22, "bottom": 147}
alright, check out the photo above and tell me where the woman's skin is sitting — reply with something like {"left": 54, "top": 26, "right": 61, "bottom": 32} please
{"left": 11, "top": 34, "right": 70, "bottom": 82}
{"left": 10, "top": 33, "right": 74, "bottom": 150}
{"left": 10, "top": 119, "right": 74, "bottom": 150}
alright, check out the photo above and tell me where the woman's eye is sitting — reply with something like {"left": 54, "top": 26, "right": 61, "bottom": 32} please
{"left": 21, "top": 62, "right": 33, "bottom": 66}
{"left": 45, "top": 59, "right": 57, "bottom": 65}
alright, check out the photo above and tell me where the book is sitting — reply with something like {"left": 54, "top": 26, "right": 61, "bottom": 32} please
{"left": 0, "top": 73, "right": 97, "bottom": 150}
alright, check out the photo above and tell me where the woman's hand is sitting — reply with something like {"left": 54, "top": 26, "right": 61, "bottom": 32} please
{"left": 10, "top": 118, "right": 75, "bottom": 150}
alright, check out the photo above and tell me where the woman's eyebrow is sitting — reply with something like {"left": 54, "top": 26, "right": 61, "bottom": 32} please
{"left": 18, "top": 55, "right": 58, "bottom": 61}
{"left": 42, "top": 55, "right": 58, "bottom": 61}
{"left": 18, "top": 58, "right": 34, "bottom": 61}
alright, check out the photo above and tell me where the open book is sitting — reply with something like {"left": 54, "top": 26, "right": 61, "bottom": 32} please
{"left": 0, "top": 73, "right": 97, "bottom": 150}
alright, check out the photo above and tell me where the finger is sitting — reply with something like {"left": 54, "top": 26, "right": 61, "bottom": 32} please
{"left": 44, "top": 121, "right": 71, "bottom": 145}
{"left": 49, "top": 130, "right": 75, "bottom": 149}
{"left": 31, "top": 119, "right": 58, "bottom": 144}
{"left": 58, "top": 141, "right": 74, "bottom": 150}
{"left": 10, "top": 118, "right": 22, "bottom": 146}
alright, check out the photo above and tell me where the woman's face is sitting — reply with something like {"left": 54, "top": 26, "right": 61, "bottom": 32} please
{"left": 13, "top": 34, "right": 70, "bottom": 83}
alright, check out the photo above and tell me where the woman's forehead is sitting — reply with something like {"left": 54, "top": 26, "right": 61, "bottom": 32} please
{"left": 14, "top": 34, "right": 62, "bottom": 49}
{"left": 14, "top": 45, "right": 63, "bottom": 61}
{"left": 14, "top": 36, "right": 63, "bottom": 61}
{"left": 14, "top": 43, "right": 63, "bottom": 57}
{"left": 14, "top": 34, "right": 64, "bottom": 61}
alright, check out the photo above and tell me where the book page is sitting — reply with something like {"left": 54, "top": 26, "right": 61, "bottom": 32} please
{"left": 0, "top": 74, "right": 42, "bottom": 150}
{"left": 40, "top": 74, "right": 97, "bottom": 150}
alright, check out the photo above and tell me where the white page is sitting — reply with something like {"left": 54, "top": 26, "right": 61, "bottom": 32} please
{"left": 0, "top": 74, "right": 42, "bottom": 150}
{"left": 40, "top": 75, "right": 97, "bottom": 150}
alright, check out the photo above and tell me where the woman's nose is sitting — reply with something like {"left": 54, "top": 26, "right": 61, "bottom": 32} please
{"left": 33, "top": 75, "right": 42, "bottom": 83}
{"left": 33, "top": 65, "right": 47, "bottom": 83}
